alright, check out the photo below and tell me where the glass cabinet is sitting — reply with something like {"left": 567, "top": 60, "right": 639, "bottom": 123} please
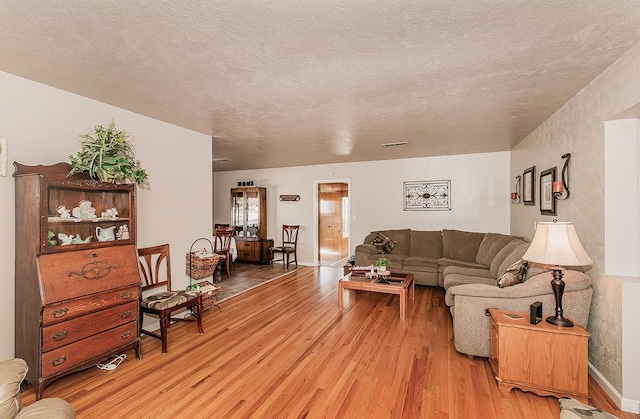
{"left": 231, "top": 186, "right": 267, "bottom": 240}
{"left": 230, "top": 186, "right": 273, "bottom": 263}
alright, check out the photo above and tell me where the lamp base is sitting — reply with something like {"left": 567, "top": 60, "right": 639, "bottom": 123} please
{"left": 546, "top": 315, "right": 574, "bottom": 327}
{"left": 548, "top": 267, "right": 575, "bottom": 328}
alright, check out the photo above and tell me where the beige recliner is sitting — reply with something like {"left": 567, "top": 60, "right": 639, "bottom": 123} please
{"left": 0, "top": 358, "right": 75, "bottom": 419}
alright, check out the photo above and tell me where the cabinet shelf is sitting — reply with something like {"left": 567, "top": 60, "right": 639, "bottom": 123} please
{"left": 47, "top": 217, "right": 131, "bottom": 223}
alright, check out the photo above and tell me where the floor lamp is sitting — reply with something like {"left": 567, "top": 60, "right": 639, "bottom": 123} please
{"left": 522, "top": 220, "right": 593, "bottom": 327}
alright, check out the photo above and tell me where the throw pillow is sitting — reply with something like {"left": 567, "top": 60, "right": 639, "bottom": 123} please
{"left": 371, "top": 233, "right": 397, "bottom": 254}
{"left": 559, "top": 398, "right": 620, "bottom": 419}
{"left": 496, "top": 259, "right": 524, "bottom": 288}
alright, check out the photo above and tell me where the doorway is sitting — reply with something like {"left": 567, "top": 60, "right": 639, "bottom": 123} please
{"left": 317, "top": 182, "right": 349, "bottom": 266}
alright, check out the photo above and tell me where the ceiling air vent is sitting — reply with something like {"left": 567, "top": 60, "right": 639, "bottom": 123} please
{"left": 382, "top": 141, "right": 408, "bottom": 147}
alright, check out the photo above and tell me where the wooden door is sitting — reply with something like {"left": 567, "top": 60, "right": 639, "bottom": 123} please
{"left": 318, "top": 182, "right": 349, "bottom": 266}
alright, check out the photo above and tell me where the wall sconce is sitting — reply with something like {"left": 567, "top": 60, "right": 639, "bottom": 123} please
{"left": 553, "top": 153, "right": 571, "bottom": 200}
{"left": 511, "top": 175, "right": 521, "bottom": 204}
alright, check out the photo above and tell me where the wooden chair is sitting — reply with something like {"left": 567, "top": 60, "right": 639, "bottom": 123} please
{"left": 270, "top": 225, "right": 300, "bottom": 268}
{"left": 138, "top": 244, "right": 204, "bottom": 354}
{"left": 214, "top": 228, "right": 234, "bottom": 278}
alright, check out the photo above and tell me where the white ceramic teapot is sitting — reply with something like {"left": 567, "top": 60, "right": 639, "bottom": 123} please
{"left": 96, "top": 225, "right": 116, "bottom": 242}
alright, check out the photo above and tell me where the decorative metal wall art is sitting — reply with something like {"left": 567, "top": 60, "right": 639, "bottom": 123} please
{"left": 404, "top": 180, "right": 451, "bottom": 211}
{"left": 279, "top": 194, "right": 300, "bottom": 202}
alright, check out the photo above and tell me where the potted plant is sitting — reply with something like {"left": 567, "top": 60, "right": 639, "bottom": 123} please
{"left": 374, "top": 257, "right": 391, "bottom": 272}
{"left": 68, "top": 118, "right": 149, "bottom": 187}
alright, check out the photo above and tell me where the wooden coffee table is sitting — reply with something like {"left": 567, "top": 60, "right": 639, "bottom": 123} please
{"left": 338, "top": 271, "right": 415, "bottom": 319}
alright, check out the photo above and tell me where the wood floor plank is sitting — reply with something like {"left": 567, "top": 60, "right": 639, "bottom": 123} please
{"left": 18, "top": 266, "right": 639, "bottom": 419}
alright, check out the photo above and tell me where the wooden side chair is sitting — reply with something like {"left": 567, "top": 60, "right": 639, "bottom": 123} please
{"left": 214, "top": 228, "right": 234, "bottom": 278}
{"left": 270, "top": 225, "right": 300, "bottom": 268}
{"left": 138, "top": 244, "right": 204, "bottom": 354}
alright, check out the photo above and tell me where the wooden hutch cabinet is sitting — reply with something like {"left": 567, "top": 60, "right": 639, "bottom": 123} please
{"left": 231, "top": 186, "right": 273, "bottom": 263}
{"left": 13, "top": 162, "right": 140, "bottom": 399}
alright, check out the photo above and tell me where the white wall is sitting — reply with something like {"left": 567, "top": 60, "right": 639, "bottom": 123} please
{"left": 214, "top": 151, "right": 511, "bottom": 264}
{"left": 0, "top": 71, "right": 212, "bottom": 360}
{"left": 603, "top": 118, "right": 640, "bottom": 412}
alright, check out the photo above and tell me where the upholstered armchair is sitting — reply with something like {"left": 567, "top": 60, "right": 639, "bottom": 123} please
{"left": 0, "top": 358, "right": 75, "bottom": 418}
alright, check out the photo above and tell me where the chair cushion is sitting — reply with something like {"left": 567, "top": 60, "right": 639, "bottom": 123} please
{"left": 271, "top": 246, "right": 295, "bottom": 252}
{"left": 141, "top": 290, "right": 200, "bottom": 310}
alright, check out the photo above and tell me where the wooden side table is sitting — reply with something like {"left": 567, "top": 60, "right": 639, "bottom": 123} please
{"left": 488, "top": 309, "right": 590, "bottom": 403}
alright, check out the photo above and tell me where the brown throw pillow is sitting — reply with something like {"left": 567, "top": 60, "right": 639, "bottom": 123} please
{"left": 497, "top": 259, "right": 524, "bottom": 288}
{"left": 372, "top": 233, "right": 397, "bottom": 254}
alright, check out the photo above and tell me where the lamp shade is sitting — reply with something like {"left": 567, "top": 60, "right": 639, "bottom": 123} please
{"left": 522, "top": 221, "right": 593, "bottom": 266}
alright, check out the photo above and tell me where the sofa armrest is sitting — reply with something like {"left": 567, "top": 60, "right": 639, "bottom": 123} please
{"left": 445, "top": 268, "right": 592, "bottom": 306}
{"left": 0, "top": 358, "right": 28, "bottom": 418}
{"left": 16, "top": 399, "right": 76, "bottom": 419}
{"left": 355, "top": 243, "right": 378, "bottom": 265}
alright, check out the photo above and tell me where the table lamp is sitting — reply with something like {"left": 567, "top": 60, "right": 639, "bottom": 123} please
{"left": 521, "top": 220, "right": 593, "bottom": 327}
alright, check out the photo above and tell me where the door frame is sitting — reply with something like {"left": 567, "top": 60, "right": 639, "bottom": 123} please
{"left": 313, "top": 179, "right": 351, "bottom": 266}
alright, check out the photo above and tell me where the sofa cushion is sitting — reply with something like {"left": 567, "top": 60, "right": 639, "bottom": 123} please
{"left": 442, "top": 265, "right": 495, "bottom": 279}
{"left": 497, "top": 242, "right": 530, "bottom": 278}
{"left": 496, "top": 259, "right": 525, "bottom": 288}
{"left": 476, "top": 233, "right": 523, "bottom": 266}
{"left": 367, "top": 229, "right": 411, "bottom": 254}
{"left": 403, "top": 256, "right": 439, "bottom": 270}
{"left": 443, "top": 273, "right": 497, "bottom": 289}
{"left": 371, "top": 233, "right": 397, "bottom": 253}
{"left": 489, "top": 240, "right": 527, "bottom": 276}
{"left": 409, "top": 230, "right": 443, "bottom": 258}
{"left": 442, "top": 229, "right": 485, "bottom": 262}
{"left": 437, "top": 257, "right": 486, "bottom": 270}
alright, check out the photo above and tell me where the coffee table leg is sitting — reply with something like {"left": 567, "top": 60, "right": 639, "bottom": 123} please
{"left": 400, "top": 288, "right": 406, "bottom": 319}
{"left": 338, "top": 281, "right": 343, "bottom": 313}
{"left": 410, "top": 278, "right": 415, "bottom": 300}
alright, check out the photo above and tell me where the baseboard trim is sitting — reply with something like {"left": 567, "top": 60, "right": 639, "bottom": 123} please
{"left": 589, "top": 362, "right": 640, "bottom": 413}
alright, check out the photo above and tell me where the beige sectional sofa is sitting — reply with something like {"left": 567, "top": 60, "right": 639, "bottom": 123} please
{"left": 355, "top": 229, "right": 526, "bottom": 287}
{"left": 354, "top": 228, "right": 593, "bottom": 357}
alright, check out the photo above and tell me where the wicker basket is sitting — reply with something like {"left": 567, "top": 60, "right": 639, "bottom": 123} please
{"left": 186, "top": 252, "right": 220, "bottom": 279}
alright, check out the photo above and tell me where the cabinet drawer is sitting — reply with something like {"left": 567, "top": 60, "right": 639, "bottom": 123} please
{"left": 42, "top": 286, "right": 139, "bottom": 326}
{"left": 42, "top": 301, "right": 138, "bottom": 351}
{"left": 39, "top": 245, "right": 140, "bottom": 304}
{"left": 42, "top": 321, "right": 137, "bottom": 378}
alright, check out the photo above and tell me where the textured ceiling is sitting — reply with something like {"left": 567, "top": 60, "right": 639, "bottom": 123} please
{"left": 2, "top": 1, "right": 640, "bottom": 172}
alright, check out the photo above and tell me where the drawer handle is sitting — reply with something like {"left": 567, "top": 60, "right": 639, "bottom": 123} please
{"left": 120, "top": 310, "right": 133, "bottom": 319}
{"left": 120, "top": 331, "right": 132, "bottom": 339}
{"left": 52, "top": 308, "right": 69, "bottom": 318}
{"left": 50, "top": 355, "right": 67, "bottom": 367}
{"left": 52, "top": 330, "right": 69, "bottom": 341}
{"left": 121, "top": 291, "right": 133, "bottom": 299}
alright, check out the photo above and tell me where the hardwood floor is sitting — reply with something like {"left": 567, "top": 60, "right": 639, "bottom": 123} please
{"left": 21, "top": 266, "right": 638, "bottom": 418}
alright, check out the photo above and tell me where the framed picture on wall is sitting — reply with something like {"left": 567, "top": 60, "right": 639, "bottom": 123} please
{"left": 523, "top": 166, "right": 535, "bottom": 205}
{"left": 540, "top": 167, "right": 557, "bottom": 215}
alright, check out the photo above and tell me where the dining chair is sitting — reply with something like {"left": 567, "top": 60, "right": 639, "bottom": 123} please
{"left": 270, "top": 225, "right": 300, "bottom": 268}
{"left": 214, "top": 228, "right": 234, "bottom": 278}
{"left": 138, "top": 244, "right": 204, "bottom": 354}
